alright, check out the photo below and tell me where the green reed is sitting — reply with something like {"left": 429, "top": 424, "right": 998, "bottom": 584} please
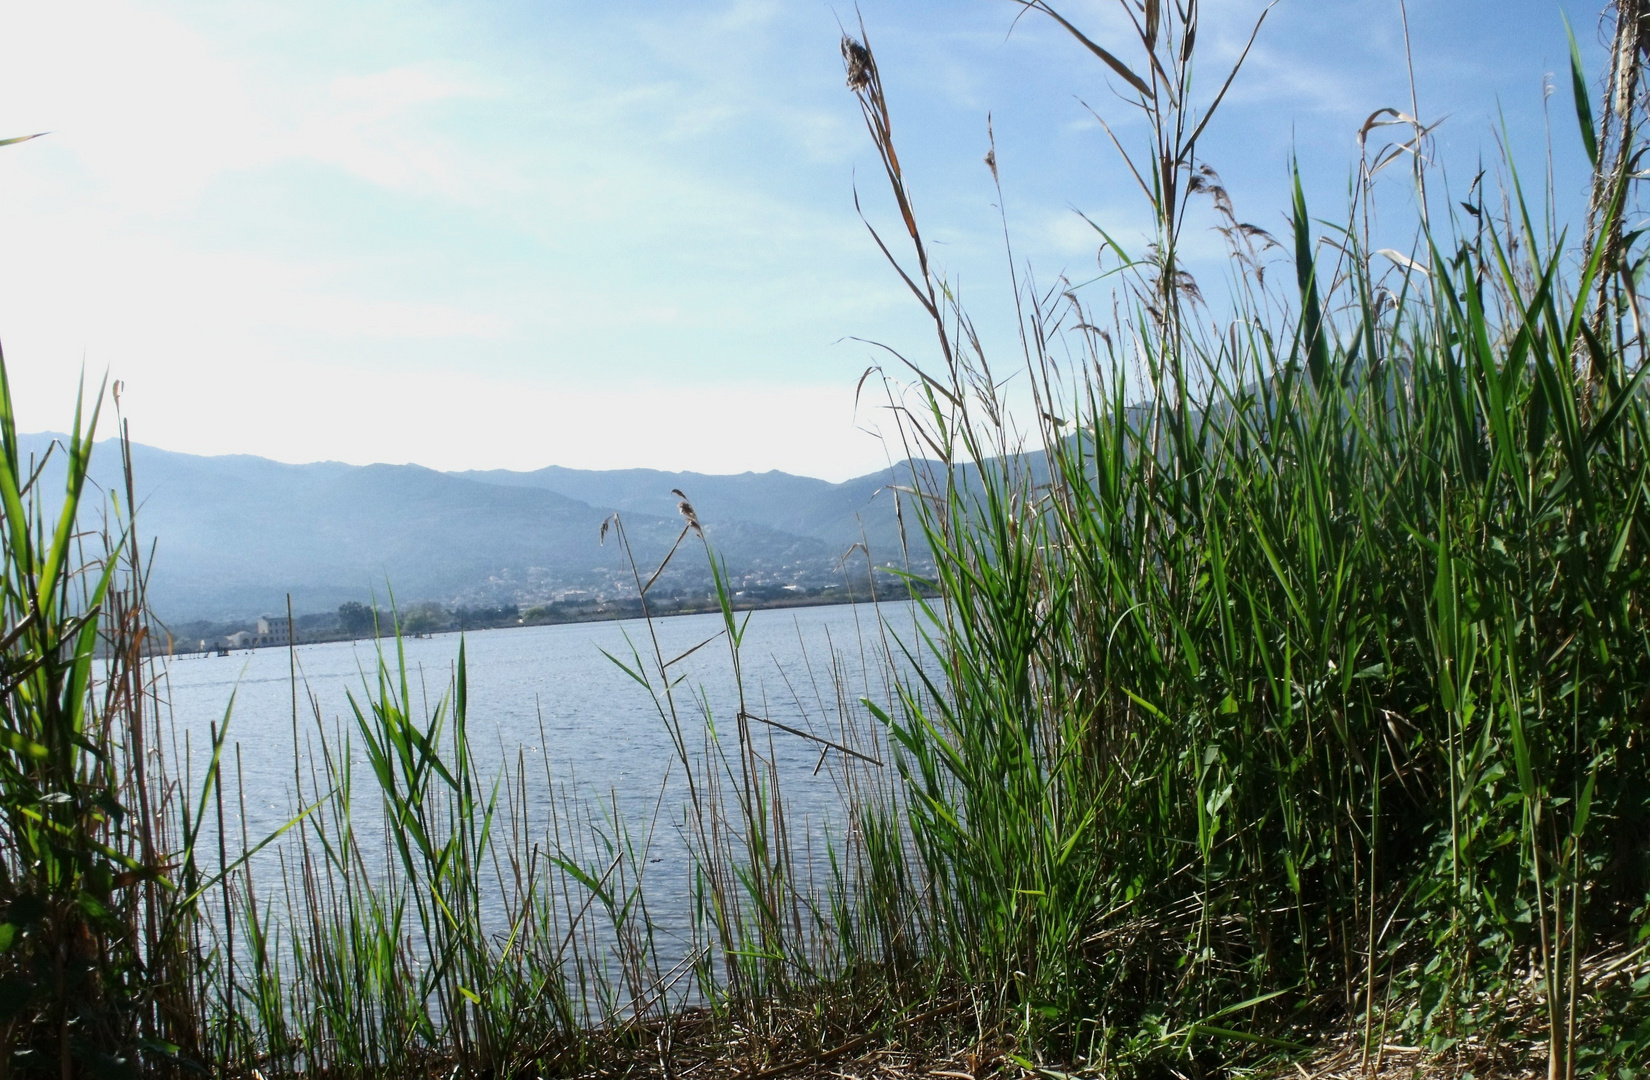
{"left": 0, "top": 361, "right": 236, "bottom": 1076}
{"left": 840, "top": 4, "right": 1650, "bottom": 1075}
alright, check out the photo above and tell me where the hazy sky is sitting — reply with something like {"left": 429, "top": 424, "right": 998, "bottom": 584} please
{"left": 0, "top": 0, "right": 1604, "bottom": 480}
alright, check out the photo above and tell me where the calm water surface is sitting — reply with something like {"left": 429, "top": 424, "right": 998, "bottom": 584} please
{"left": 157, "top": 601, "right": 919, "bottom": 962}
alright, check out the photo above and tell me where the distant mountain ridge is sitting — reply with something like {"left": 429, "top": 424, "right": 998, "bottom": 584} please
{"left": 18, "top": 434, "right": 918, "bottom": 621}
{"left": 451, "top": 465, "right": 906, "bottom": 550}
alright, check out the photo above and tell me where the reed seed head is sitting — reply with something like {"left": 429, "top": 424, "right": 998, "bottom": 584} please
{"left": 842, "top": 36, "right": 872, "bottom": 91}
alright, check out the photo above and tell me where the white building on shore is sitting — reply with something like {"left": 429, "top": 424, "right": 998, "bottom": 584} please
{"left": 254, "top": 616, "right": 291, "bottom": 647}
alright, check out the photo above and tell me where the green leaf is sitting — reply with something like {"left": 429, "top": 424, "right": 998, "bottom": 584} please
{"left": 1187, "top": 1022, "right": 1305, "bottom": 1050}
{"left": 0, "top": 923, "right": 15, "bottom": 953}
{"left": 76, "top": 890, "right": 110, "bottom": 922}
{"left": 0, "top": 728, "right": 48, "bottom": 759}
{"left": 1566, "top": 16, "right": 1599, "bottom": 169}
{"left": 1572, "top": 762, "right": 1598, "bottom": 841}
{"left": 1292, "top": 165, "right": 1331, "bottom": 390}
{"left": 136, "top": 1038, "right": 184, "bottom": 1059}
{"left": 550, "top": 856, "right": 614, "bottom": 908}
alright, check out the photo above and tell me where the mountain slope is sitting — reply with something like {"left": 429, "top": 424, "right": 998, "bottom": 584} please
{"left": 18, "top": 434, "right": 918, "bottom": 621}
{"left": 452, "top": 463, "right": 910, "bottom": 551}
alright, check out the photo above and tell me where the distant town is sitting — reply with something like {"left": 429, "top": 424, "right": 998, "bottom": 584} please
{"left": 162, "top": 575, "right": 931, "bottom": 656}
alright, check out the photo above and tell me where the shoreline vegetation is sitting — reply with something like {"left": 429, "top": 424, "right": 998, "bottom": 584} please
{"left": 4, "top": 4, "right": 1650, "bottom": 1079}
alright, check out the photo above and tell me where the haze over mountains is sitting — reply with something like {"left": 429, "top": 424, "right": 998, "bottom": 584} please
{"left": 20, "top": 434, "right": 921, "bottom": 622}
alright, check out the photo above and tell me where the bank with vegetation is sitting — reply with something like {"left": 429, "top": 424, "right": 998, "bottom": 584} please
{"left": 159, "top": 580, "right": 930, "bottom": 655}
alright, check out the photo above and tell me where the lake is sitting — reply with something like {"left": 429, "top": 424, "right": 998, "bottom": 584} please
{"left": 154, "top": 599, "right": 923, "bottom": 985}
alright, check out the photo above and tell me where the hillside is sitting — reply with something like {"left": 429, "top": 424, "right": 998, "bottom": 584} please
{"left": 17, "top": 434, "right": 919, "bottom": 621}
{"left": 452, "top": 464, "right": 908, "bottom": 551}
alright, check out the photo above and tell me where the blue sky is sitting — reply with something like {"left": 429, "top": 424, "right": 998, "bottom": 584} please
{"left": 0, "top": 0, "right": 1606, "bottom": 480}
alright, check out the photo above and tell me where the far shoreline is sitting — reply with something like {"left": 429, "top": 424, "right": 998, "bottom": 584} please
{"left": 151, "top": 580, "right": 935, "bottom": 659}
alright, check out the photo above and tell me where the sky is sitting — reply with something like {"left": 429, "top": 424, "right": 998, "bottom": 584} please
{"left": 0, "top": 0, "right": 1609, "bottom": 481}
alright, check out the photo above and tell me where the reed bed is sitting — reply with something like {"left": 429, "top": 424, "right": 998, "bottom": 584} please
{"left": 3, "top": 3, "right": 1650, "bottom": 1078}
{"left": 835, "top": 2, "right": 1650, "bottom": 1076}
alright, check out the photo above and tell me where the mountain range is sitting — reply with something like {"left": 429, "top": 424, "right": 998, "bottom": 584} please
{"left": 19, "top": 433, "right": 924, "bottom": 622}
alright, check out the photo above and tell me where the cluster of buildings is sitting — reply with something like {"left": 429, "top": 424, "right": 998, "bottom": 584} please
{"left": 200, "top": 616, "right": 291, "bottom": 653}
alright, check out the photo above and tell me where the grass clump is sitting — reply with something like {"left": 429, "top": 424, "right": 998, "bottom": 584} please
{"left": 0, "top": 367, "right": 213, "bottom": 1075}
